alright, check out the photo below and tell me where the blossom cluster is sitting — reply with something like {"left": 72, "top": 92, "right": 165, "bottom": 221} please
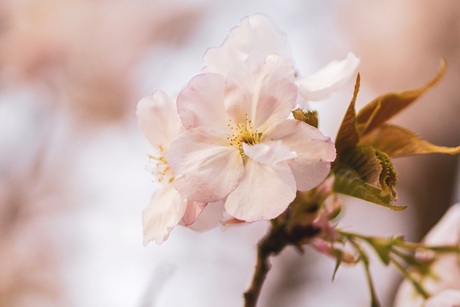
{"left": 136, "top": 14, "right": 360, "bottom": 245}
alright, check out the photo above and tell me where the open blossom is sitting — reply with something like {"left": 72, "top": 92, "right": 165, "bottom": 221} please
{"left": 394, "top": 204, "right": 460, "bottom": 306}
{"left": 167, "top": 54, "right": 336, "bottom": 221}
{"left": 136, "top": 91, "right": 221, "bottom": 244}
{"left": 203, "top": 14, "right": 360, "bottom": 106}
{"left": 424, "top": 289, "right": 460, "bottom": 307}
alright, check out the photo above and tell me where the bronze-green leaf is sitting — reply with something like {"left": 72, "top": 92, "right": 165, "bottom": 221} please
{"left": 335, "top": 74, "right": 361, "bottom": 155}
{"left": 356, "top": 59, "right": 446, "bottom": 135}
{"left": 338, "top": 146, "right": 398, "bottom": 196}
{"left": 339, "top": 146, "right": 382, "bottom": 188}
{"left": 375, "top": 150, "right": 398, "bottom": 199}
{"left": 333, "top": 163, "right": 405, "bottom": 210}
{"left": 292, "top": 108, "right": 318, "bottom": 128}
{"left": 360, "top": 124, "right": 460, "bottom": 158}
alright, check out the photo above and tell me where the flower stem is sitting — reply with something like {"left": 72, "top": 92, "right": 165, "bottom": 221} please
{"left": 348, "top": 238, "right": 381, "bottom": 307}
{"left": 244, "top": 225, "right": 289, "bottom": 307}
{"left": 243, "top": 241, "right": 272, "bottom": 307}
{"left": 389, "top": 256, "right": 430, "bottom": 299}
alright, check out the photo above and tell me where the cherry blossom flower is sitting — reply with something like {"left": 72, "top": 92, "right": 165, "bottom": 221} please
{"left": 136, "top": 91, "right": 221, "bottom": 245}
{"left": 394, "top": 204, "right": 460, "bottom": 306}
{"left": 202, "top": 14, "right": 360, "bottom": 106}
{"left": 425, "top": 289, "right": 460, "bottom": 307}
{"left": 167, "top": 54, "right": 336, "bottom": 222}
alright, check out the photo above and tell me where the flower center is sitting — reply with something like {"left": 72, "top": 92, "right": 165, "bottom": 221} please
{"left": 147, "top": 145, "right": 175, "bottom": 185}
{"left": 227, "top": 114, "right": 262, "bottom": 154}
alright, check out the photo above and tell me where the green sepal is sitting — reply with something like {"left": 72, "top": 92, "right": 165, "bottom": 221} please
{"left": 368, "top": 236, "right": 403, "bottom": 265}
{"left": 332, "top": 252, "right": 343, "bottom": 281}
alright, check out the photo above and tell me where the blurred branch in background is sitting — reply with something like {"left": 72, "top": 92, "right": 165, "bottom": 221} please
{"left": 0, "top": 100, "right": 71, "bottom": 307}
{"left": 0, "top": 0, "right": 203, "bottom": 125}
{"left": 0, "top": 0, "right": 205, "bottom": 306}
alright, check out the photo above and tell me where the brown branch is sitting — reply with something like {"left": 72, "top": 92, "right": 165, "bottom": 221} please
{"left": 245, "top": 227, "right": 288, "bottom": 306}
{"left": 243, "top": 238, "right": 273, "bottom": 307}
{"left": 243, "top": 204, "right": 322, "bottom": 307}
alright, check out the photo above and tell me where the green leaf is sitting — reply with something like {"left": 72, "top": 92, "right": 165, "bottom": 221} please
{"left": 375, "top": 150, "right": 398, "bottom": 199}
{"left": 356, "top": 59, "right": 446, "bottom": 135}
{"left": 333, "top": 163, "right": 406, "bottom": 210}
{"left": 339, "top": 146, "right": 382, "bottom": 188}
{"left": 292, "top": 108, "right": 318, "bottom": 128}
{"left": 335, "top": 74, "right": 361, "bottom": 155}
{"left": 360, "top": 124, "right": 460, "bottom": 158}
{"left": 338, "top": 146, "right": 398, "bottom": 197}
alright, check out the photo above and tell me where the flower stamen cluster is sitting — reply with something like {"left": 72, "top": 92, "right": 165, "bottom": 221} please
{"left": 227, "top": 114, "right": 261, "bottom": 155}
{"left": 147, "top": 153, "right": 174, "bottom": 185}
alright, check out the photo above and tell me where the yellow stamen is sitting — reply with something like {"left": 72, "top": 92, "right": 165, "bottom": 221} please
{"left": 147, "top": 145, "right": 175, "bottom": 184}
{"left": 227, "top": 114, "right": 262, "bottom": 155}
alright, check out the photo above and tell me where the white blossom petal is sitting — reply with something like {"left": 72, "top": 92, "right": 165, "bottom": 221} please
{"left": 225, "top": 54, "right": 297, "bottom": 131}
{"left": 424, "top": 204, "right": 460, "bottom": 246}
{"left": 243, "top": 141, "right": 296, "bottom": 164}
{"left": 136, "top": 91, "right": 180, "bottom": 149}
{"left": 203, "top": 14, "right": 292, "bottom": 75}
{"left": 177, "top": 73, "right": 229, "bottom": 131}
{"left": 297, "top": 52, "right": 360, "bottom": 101}
{"left": 142, "top": 185, "right": 187, "bottom": 245}
{"left": 168, "top": 127, "right": 244, "bottom": 202}
{"left": 225, "top": 159, "right": 296, "bottom": 221}
{"left": 394, "top": 204, "right": 460, "bottom": 307}
{"left": 425, "top": 289, "right": 460, "bottom": 307}
{"left": 263, "top": 119, "right": 336, "bottom": 191}
{"left": 186, "top": 201, "right": 224, "bottom": 232}
{"left": 393, "top": 280, "right": 424, "bottom": 307}
{"left": 420, "top": 205, "right": 460, "bottom": 292}
{"left": 180, "top": 201, "right": 207, "bottom": 226}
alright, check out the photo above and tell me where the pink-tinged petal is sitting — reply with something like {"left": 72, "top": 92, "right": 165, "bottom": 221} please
{"left": 297, "top": 52, "right": 360, "bottom": 101}
{"left": 263, "top": 119, "right": 336, "bottom": 191}
{"left": 425, "top": 289, "right": 460, "bottom": 307}
{"left": 225, "top": 54, "right": 297, "bottom": 131}
{"left": 180, "top": 201, "right": 207, "bottom": 226}
{"left": 421, "top": 204, "right": 460, "bottom": 290}
{"left": 424, "top": 204, "right": 460, "bottom": 246}
{"left": 186, "top": 201, "right": 224, "bottom": 232}
{"left": 243, "top": 141, "right": 296, "bottom": 164}
{"left": 203, "top": 14, "right": 292, "bottom": 75}
{"left": 225, "top": 159, "right": 296, "bottom": 221}
{"left": 177, "top": 73, "right": 229, "bottom": 131}
{"left": 167, "top": 127, "right": 244, "bottom": 202}
{"left": 142, "top": 185, "right": 186, "bottom": 245}
{"left": 393, "top": 281, "right": 425, "bottom": 307}
{"left": 394, "top": 205, "right": 460, "bottom": 306}
{"left": 136, "top": 91, "right": 181, "bottom": 149}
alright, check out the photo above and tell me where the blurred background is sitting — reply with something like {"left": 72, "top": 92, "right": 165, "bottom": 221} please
{"left": 0, "top": 0, "right": 459, "bottom": 306}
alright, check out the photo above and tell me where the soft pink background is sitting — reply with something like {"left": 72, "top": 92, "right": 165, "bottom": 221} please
{"left": 1, "top": 1, "right": 459, "bottom": 306}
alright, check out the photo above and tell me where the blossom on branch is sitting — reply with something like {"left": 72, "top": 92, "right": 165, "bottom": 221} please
{"left": 136, "top": 92, "right": 221, "bottom": 245}
{"left": 203, "top": 14, "right": 360, "bottom": 107}
{"left": 394, "top": 204, "right": 460, "bottom": 306}
{"left": 167, "top": 54, "right": 336, "bottom": 222}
